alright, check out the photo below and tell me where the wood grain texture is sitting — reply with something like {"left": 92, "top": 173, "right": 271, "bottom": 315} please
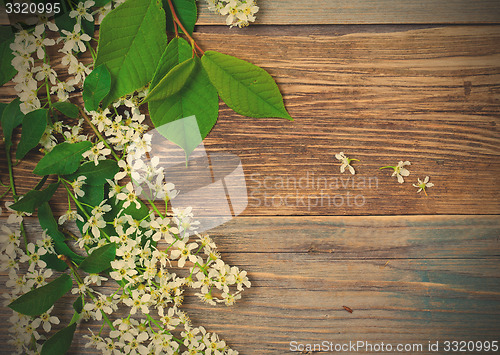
{"left": 0, "top": 216, "right": 499, "bottom": 354}
{"left": 197, "top": 25, "right": 500, "bottom": 215}
{"left": 195, "top": 0, "right": 500, "bottom": 25}
{"left": 3, "top": 26, "right": 499, "bottom": 216}
{"left": 2, "top": 1, "right": 500, "bottom": 26}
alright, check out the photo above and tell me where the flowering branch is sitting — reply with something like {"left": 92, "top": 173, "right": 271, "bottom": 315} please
{"left": 1, "top": 2, "right": 255, "bottom": 354}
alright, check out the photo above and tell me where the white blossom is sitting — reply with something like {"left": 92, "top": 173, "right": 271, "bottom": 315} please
{"left": 58, "top": 209, "right": 84, "bottom": 225}
{"left": 83, "top": 141, "right": 112, "bottom": 165}
{"left": 110, "top": 259, "right": 138, "bottom": 283}
{"left": 71, "top": 175, "right": 87, "bottom": 197}
{"left": 70, "top": 0, "right": 95, "bottom": 23}
{"left": 170, "top": 241, "right": 198, "bottom": 268}
{"left": 123, "top": 290, "right": 151, "bottom": 315}
{"left": 0, "top": 226, "right": 21, "bottom": 258}
{"left": 50, "top": 79, "right": 77, "bottom": 102}
{"left": 335, "top": 152, "right": 358, "bottom": 175}
{"left": 393, "top": 161, "right": 411, "bottom": 183}
{"left": 116, "top": 182, "right": 141, "bottom": 209}
{"left": 380, "top": 160, "right": 411, "bottom": 183}
{"left": 60, "top": 23, "right": 92, "bottom": 53}
{"left": 26, "top": 268, "right": 53, "bottom": 288}
{"left": 19, "top": 243, "right": 46, "bottom": 272}
{"left": 209, "top": 0, "right": 259, "bottom": 28}
{"left": 82, "top": 214, "right": 106, "bottom": 238}
{"left": 32, "top": 24, "right": 55, "bottom": 60}
{"left": 84, "top": 294, "right": 114, "bottom": 321}
{"left": 31, "top": 307, "right": 60, "bottom": 332}
{"left": 413, "top": 176, "right": 434, "bottom": 195}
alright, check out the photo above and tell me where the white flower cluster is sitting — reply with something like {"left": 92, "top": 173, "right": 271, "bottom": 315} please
{"left": 2, "top": 122, "right": 251, "bottom": 354}
{"left": 205, "top": 0, "right": 259, "bottom": 27}
{"left": 0, "top": 221, "right": 61, "bottom": 354}
{"left": 88, "top": 97, "right": 149, "bottom": 152}
{"left": 78, "top": 224, "right": 249, "bottom": 354}
{"left": 10, "top": 22, "right": 60, "bottom": 114}
{"left": 40, "top": 117, "right": 88, "bottom": 153}
{"left": 9, "top": 0, "right": 127, "bottom": 114}
{"left": 63, "top": 133, "right": 250, "bottom": 353}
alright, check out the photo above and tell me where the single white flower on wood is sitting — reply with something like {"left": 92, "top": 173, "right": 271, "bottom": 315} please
{"left": 413, "top": 176, "right": 434, "bottom": 196}
{"left": 380, "top": 160, "right": 411, "bottom": 183}
{"left": 335, "top": 152, "right": 359, "bottom": 175}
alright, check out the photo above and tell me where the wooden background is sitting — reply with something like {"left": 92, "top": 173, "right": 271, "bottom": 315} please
{"left": 1, "top": 0, "right": 500, "bottom": 354}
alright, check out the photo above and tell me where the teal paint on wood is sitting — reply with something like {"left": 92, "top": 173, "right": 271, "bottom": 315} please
{"left": 2, "top": 216, "right": 497, "bottom": 354}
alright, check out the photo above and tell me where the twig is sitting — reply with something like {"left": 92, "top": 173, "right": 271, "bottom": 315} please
{"left": 166, "top": 0, "right": 204, "bottom": 55}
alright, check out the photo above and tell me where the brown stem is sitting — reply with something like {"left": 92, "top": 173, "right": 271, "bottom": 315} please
{"left": 166, "top": 0, "right": 205, "bottom": 55}
{"left": 61, "top": 227, "right": 79, "bottom": 241}
{"left": 173, "top": 19, "right": 179, "bottom": 37}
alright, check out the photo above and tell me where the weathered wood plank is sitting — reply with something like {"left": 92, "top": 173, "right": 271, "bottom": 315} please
{"left": 194, "top": 216, "right": 500, "bottom": 354}
{"left": 0, "top": 216, "right": 498, "bottom": 354}
{"left": 195, "top": 0, "right": 500, "bottom": 25}
{"left": 2, "top": 26, "right": 499, "bottom": 216}
{"left": 209, "top": 215, "right": 500, "bottom": 258}
{"left": 197, "top": 26, "right": 500, "bottom": 215}
{"left": 2, "top": 1, "right": 500, "bottom": 25}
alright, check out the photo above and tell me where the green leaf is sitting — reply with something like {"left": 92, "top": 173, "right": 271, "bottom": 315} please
{"left": 0, "top": 26, "right": 17, "bottom": 86}
{"left": 41, "top": 253, "right": 68, "bottom": 272}
{"left": 38, "top": 202, "right": 84, "bottom": 263}
{"left": 94, "top": 0, "right": 111, "bottom": 6}
{"left": 201, "top": 51, "right": 292, "bottom": 120}
{"left": 82, "top": 65, "right": 111, "bottom": 112}
{"left": 156, "top": 115, "right": 202, "bottom": 160}
{"left": 0, "top": 102, "right": 7, "bottom": 118}
{"left": 163, "top": 0, "right": 197, "bottom": 35}
{"left": 82, "top": 19, "right": 95, "bottom": 37}
{"left": 16, "top": 109, "right": 48, "bottom": 160}
{"left": 72, "top": 295, "right": 83, "bottom": 313}
{"left": 9, "top": 182, "right": 59, "bottom": 214}
{"left": 53, "top": 102, "right": 79, "bottom": 119}
{"left": 34, "top": 141, "right": 92, "bottom": 176}
{"left": 95, "top": 0, "right": 167, "bottom": 107}
{"left": 34, "top": 175, "right": 49, "bottom": 190}
{"left": 8, "top": 274, "right": 73, "bottom": 316}
{"left": 38, "top": 202, "right": 67, "bottom": 244}
{"left": 149, "top": 57, "right": 219, "bottom": 143}
{"left": 144, "top": 57, "right": 196, "bottom": 103}
{"left": 122, "top": 199, "right": 150, "bottom": 220}
{"left": 1, "top": 98, "right": 24, "bottom": 151}
{"left": 65, "top": 160, "right": 119, "bottom": 186}
{"left": 69, "top": 311, "right": 81, "bottom": 325}
{"left": 79, "top": 243, "right": 116, "bottom": 273}
{"left": 40, "top": 323, "right": 77, "bottom": 355}
{"left": 150, "top": 37, "right": 192, "bottom": 90}
{"left": 79, "top": 183, "right": 104, "bottom": 207}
